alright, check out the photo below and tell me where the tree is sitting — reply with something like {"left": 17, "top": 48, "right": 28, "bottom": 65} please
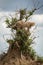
{"left": 4, "top": 8, "right": 36, "bottom": 60}
{"left": 2, "top": 0, "right": 43, "bottom": 61}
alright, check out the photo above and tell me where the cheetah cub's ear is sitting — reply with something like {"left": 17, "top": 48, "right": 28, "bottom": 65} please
{"left": 25, "top": 22, "right": 35, "bottom": 29}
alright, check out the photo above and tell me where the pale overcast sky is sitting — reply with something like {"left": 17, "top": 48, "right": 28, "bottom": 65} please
{"left": 0, "top": 0, "right": 43, "bottom": 14}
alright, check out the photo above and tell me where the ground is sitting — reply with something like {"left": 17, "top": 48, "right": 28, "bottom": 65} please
{"left": 0, "top": 47, "right": 43, "bottom": 65}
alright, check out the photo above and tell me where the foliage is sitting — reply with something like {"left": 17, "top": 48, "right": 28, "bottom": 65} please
{"left": 11, "top": 18, "right": 17, "bottom": 25}
{"left": 5, "top": 18, "right": 10, "bottom": 27}
{"left": 19, "top": 9, "right": 26, "bottom": 20}
{"left": 36, "top": 56, "right": 43, "bottom": 63}
{"left": 28, "top": 47, "right": 36, "bottom": 60}
{"left": 7, "top": 39, "right": 14, "bottom": 44}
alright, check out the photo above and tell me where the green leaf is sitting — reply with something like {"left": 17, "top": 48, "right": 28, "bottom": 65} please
{"left": 11, "top": 18, "right": 17, "bottom": 25}
{"left": 7, "top": 39, "right": 14, "bottom": 44}
{"left": 5, "top": 18, "right": 9, "bottom": 24}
